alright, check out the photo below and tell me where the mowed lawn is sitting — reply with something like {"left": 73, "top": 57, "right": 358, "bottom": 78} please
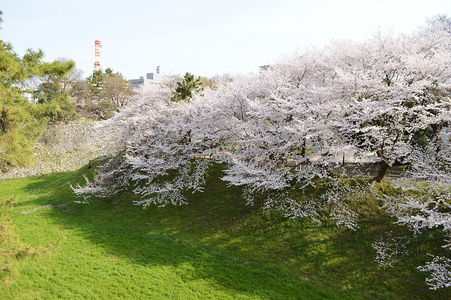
{"left": 0, "top": 164, "right": 447, "bottom": 299}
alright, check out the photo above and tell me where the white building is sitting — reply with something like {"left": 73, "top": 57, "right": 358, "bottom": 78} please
{"left": 129, "top": 68, "right": 164, "bottom": 88}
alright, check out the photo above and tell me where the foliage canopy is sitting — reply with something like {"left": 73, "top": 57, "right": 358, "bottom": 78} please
{"left": 0, "top": 12, "right": 78, "bottom": 170}
{"left": 172, "top": 72, "right": 203, "bottom": 102}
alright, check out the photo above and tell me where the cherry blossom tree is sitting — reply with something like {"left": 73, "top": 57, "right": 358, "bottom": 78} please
{"left": 211, "top": 52, "right": 354, "bottom": 219}
{"left": 330, "top": 17, "right": 451, "bottom": 288}
{"left": 377, "top": 136, "right": 451, "bottom": 289}
{"left": 75, "top": 18, "right": 450, "bottom": 209}
{"left": 72, "top": 84, "right": 210, "bottom": 205}
{"left": 73, "top": 16, "right": 451, "bottom": 289}
{"left": 329, "top": 25, "right": 451, "bottom": 183}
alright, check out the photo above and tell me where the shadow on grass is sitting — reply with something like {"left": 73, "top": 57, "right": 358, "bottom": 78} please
{"left": 14, "top": 166, "right": 349, "bottom": 300}
{"left": 14, "top": 165, "right": 448, "bottom": 299}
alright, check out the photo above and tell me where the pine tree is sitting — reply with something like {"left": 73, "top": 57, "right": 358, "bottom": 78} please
{"left": 0, "top": 38, "right": 47, "bottom": 170}
{"left": 172, "top": 72, "right": 203, "bottom": 102}
{"left": 0, "top": 11, "right": 77, "bottom": 170}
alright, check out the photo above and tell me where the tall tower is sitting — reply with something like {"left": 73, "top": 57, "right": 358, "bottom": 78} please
{"left": 94, "top": 40, "right": 102, "bottom": 71}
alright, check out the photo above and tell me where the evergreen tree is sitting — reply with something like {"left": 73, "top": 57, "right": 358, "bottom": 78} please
{"left": 172, "top": 72, "right": 203, "bottom": 102}
{"left": 0, "top": 38, "right": 47, "bottom": 169}
{"left": 86, "top": 69, "right": 106, "bottom": 100}
{"left": 84, "top": 68, "right": 130, "bottom": 119}
{"left": 34, "top": 60, "right": 78, "bottom": 121}
{"left": 0, "top": 11, "right": 77, "bottom": 170}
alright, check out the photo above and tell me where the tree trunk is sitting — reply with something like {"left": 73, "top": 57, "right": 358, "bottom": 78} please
{"left": 372, "top": 160, "right": 389, "bottom": 183}
{"left": 1, "top": 107, "right": 9, "bottom": 133}
{"left": 301, "top": 139, "right": 306, "bottom": 158}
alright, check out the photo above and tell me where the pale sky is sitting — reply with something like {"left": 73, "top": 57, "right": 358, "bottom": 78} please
{"left": 2, "top": 0, "right": 451, "bottom": 79}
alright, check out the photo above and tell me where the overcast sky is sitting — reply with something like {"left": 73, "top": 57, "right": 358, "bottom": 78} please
{"left": 2, "top": 0, "right": 451, "bottom": 79}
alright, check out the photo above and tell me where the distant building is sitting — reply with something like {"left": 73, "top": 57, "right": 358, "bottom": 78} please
{"left": 129, "top": 67, "right": 163, "bottom": 88}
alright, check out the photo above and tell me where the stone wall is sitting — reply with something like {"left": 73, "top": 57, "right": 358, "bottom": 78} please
{"left": 0, "top": 121, "right": 104, "bottom": 180}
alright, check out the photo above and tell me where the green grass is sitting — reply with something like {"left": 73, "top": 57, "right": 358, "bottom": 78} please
{"left": 0, "top": 163, "right": 448, "bottom": 299}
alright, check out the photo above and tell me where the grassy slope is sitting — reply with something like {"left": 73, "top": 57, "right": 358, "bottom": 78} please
{"left": 0, "top": 164, "right": 448, "bottom": 299}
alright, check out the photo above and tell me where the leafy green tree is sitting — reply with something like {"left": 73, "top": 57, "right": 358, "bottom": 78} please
{"left": 86, "top": 67, "right": 123, "bottom": 99}
{"left": 82, "top": 68, "right": 130, "bottom": 119}
{"left": 101, "top": 76, "right": 132, "bottom": 112}
{"left": 0, "top": 38, "right": 47, "bottom": 169}
{"left": 86, "top": 69, "right": 106, "bottom": 100}
{"left": 0, "top": 11, "right": 77, "bottom": 169}
{"left": 172, "top": 72, "right": 203, "bottom": 102}
{"left": 33, "top": 60, "right": 77, "bottom": 121}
